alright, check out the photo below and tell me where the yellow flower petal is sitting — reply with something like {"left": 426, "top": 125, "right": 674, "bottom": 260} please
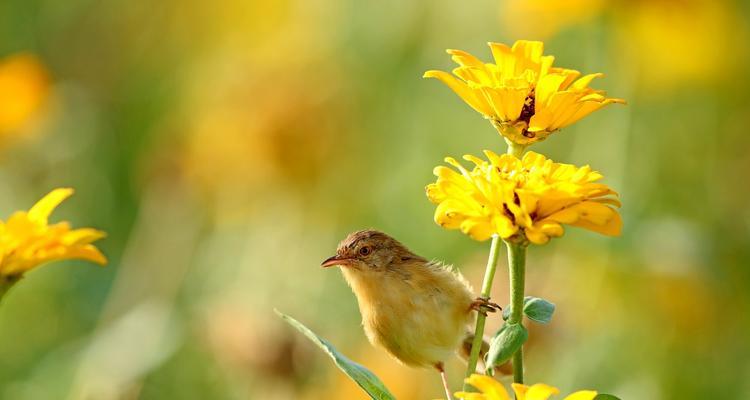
{"left": 525, "top": 228, "right": 551, "bottom": 245}
{"left": 551, "top": 67, "right": 582, "bottom": 89}
{"left": 423, "top": 70, "right": 494, "bottom": 115}
{"left": 525, "top": 383, "right": 561, "bottom": 400}
{"left": 571, "top": 206, "right": 622, "bottom": 236}
{"left": 535, "top": 74, "right": 569, "bottom": 105}
{"left": 448, "top": 49, "right": 486, "bottom": 68}
{"left": 62, "top": 228, "right": 107, "bottom": 246}
{"left": 512, "top": 383, "right": 529, "bottom": 400}
{"left": 570, "top": 73, "right": 604, "bottom": 90}
{"left": 493, "top": 214, "right": 519, "bottom": 238}
{"left": 455, "top": 393, "right": 489, "bottom": 400}
{"left": 27, "top": 188, "right": 74, "bottom": 224}
{"left": 539, "top": 55, "right": 555, "bottom": 77}
{"left": 465, "top": 375, "right": 512, "bottom": 400}
{"left": 426, "top": 183, "right": 446, "bottom": 204}
{"left": 558, "top": 97, "right": 626, "bottom": 128}
{"left": 528, "top": 91, "right": 582, "bottom": 132}
{"left": 563, "top": 390, "right": 598, "bottom": 400}
{"left": 54, "top": 244, "right": 108, "bottom": 266}
{"left": 480, "top": 86, "right": 528, "bottom": 122}
{"left": 488, "top": 42, "right": 515, "bottom": 79}
{"left": 574, "top": 201, "right": 618, "bottom": 225}
{"left": 460, "top": 219, "right": 495, "bottom": 241}
{"left": 511, "top": 40, "right": 544, "bottom": 64}
{"left": 454, "top": 66, "right": 495, "bottom": 86}
{"left": 593, "top": 197, "right": 622, "bottom": 208}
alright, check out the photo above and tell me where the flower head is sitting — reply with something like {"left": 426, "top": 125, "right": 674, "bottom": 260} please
{"left": 0, "top": 188, "right": 107, "bottom": 277}
{"left": 500, "top": 0, "right": 605, "bottom": 40}
{"left": 426, "top": 151, "right": 621, "bottom": 244}
{"left": 424, "top": 40, "right": 624, "bottom": 146}
{"left": 0, "top": 53, "right": 50, "bottom": 139}
{"left": 455, "top": 374, "right": 598, "bottom": 400}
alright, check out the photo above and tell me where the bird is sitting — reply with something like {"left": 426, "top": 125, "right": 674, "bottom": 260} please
{"left": 321, "top": 229, "right": 500, "bottom": 399}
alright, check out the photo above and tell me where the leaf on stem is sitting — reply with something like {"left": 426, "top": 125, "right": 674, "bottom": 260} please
{"left": 275, "top": 309, "right": 396, "bottom": 400}
{"left": 594, "top": 395, "right": 622, "bottom": 400}
{"left": 501, "top": 296, "right": 556, "bottom": 324}
{"left": 523, "top": 296, "right": 556, "bottom": 324}
{"left": 485, "top": 322, "right": 528, "bottom": 371}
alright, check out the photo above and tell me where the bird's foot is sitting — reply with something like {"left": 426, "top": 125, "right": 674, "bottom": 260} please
{"left": 435, "top": 362, "right": 453, "bottom": 400}
{"left": 470, "top": 297, "right": 501, "bottom": 315}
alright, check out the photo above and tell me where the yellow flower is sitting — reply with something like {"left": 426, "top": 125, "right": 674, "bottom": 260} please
{"left": 426, "top": 151, "right": 621, "bottom": 244}
{"left": 0, "top": 188, "right": 107, "bottom": 277}
{"left": 499, "top": 0, "right": 605, "bottom": 40}
{"left": 455, "top": 374, "right": 598, "bottom": 400}
{"left": 0, "top": 53, "right": 50, "bottom": 137}
{"left": 615, "top": 0, "right": 744, "bottom": 91}
{"left": 423, "top": 40, "right": 624, "bottom": 146}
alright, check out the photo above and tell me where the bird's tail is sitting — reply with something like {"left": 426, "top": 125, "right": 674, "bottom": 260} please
{"left": 458, "top": 332, "right": 513, "bottom": 376}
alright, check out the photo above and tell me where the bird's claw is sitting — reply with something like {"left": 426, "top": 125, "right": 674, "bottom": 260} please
{"left": 470, "top": 297, "right": 501, "bottom": 315}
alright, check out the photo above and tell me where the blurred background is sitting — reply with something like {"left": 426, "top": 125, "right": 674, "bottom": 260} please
{"left": 0, "top": 0, "right": 749, "bottom": 399}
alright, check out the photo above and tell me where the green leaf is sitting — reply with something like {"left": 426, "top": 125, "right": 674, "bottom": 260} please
{"left": 275, "top": 310, "right": 396, "bottom": 400}
{"left": 501, "top": 296, "right": 556, "bottom": 324}
{"left": 485, "top": 322, "right": 528, "bottom": 370}
{"left": 501, "top": 306, "right": 510, "bottom": 321}
{"left": 594, "top": 395, "right": 621, "bottom": 400}
{"left": 523, "top": 296, "right": 556, "bottom": 324}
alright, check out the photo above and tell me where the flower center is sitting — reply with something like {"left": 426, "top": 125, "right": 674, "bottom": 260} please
{"left": 518, "top": 91, "right": 536, "bottom": 138}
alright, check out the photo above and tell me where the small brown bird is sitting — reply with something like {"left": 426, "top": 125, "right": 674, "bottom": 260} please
{"left": 321, "top": 229, "right": 498, "bottom": 399}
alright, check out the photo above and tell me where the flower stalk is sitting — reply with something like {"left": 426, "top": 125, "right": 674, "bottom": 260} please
{"left": 0, "top": 275, "right": 20, "bottom": 304}
{"left": 505, "top": 140, "right": 526, "bottom": 158}
{"left": 505, "top": 238, "right": 528, "bottom": 383}
{"left": 507, "top": 138, "right": 528, "bottom": 385}
{"left": 464, "top": 234, "right": 503, "bottom": 390}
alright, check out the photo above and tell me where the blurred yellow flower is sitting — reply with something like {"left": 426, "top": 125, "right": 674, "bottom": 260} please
{"left": 500, "top": 0, "right": 605, "bottom": 39}
{"left": 455, "top": 374, "right": 597, "bottom": 400}
{"left": 0, "top": 188, "right": 106, "bottom": 278}
{"left": 0, "top": 53, "right": 50, "bottom": 138}
{"left": 424, "top": 40, "right": 623, "bottom": 146}
{"left": 616, "top": 0, "right": 745, "bottom": 91}
{"left": 426, "top": 151, "right": 621, "bottom": 244}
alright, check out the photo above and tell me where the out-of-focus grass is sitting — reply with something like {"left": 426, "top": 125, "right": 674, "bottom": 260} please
{"left": 0, "top": 0, "right": 748, "bottom": 399}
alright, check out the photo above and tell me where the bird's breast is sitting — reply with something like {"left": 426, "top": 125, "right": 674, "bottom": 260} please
{"left": 341, "top": 268, "right": 472, "bottom": 367}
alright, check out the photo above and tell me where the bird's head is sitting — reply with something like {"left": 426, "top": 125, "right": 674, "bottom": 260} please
{"left": 321, "top": 230, "right": 425, "bottom": 272}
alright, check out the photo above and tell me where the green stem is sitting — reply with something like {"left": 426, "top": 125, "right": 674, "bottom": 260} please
{"left": 505, "top": 141, "right": 527, "bottom": 158}
{"left": 463, "top": 234, "right": 502, "bottom": 389}
{"left": 505, "top": 239, "right": 527, "bottom": 384}
{"left": 0, "top": 275, "right": 20, "bottom": 303}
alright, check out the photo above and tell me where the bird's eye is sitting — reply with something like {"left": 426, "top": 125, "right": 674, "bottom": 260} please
{"left": 358, "top": 246, "right": 371, "bottom": 256}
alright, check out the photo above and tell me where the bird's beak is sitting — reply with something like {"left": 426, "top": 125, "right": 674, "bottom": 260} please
{"left": 321, "top": 255, "right": 351, "bottom": 268}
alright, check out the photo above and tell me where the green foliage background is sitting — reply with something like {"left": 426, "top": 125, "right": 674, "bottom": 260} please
{"left": 0, "top": 0, "right": 748, "bottom": 399}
